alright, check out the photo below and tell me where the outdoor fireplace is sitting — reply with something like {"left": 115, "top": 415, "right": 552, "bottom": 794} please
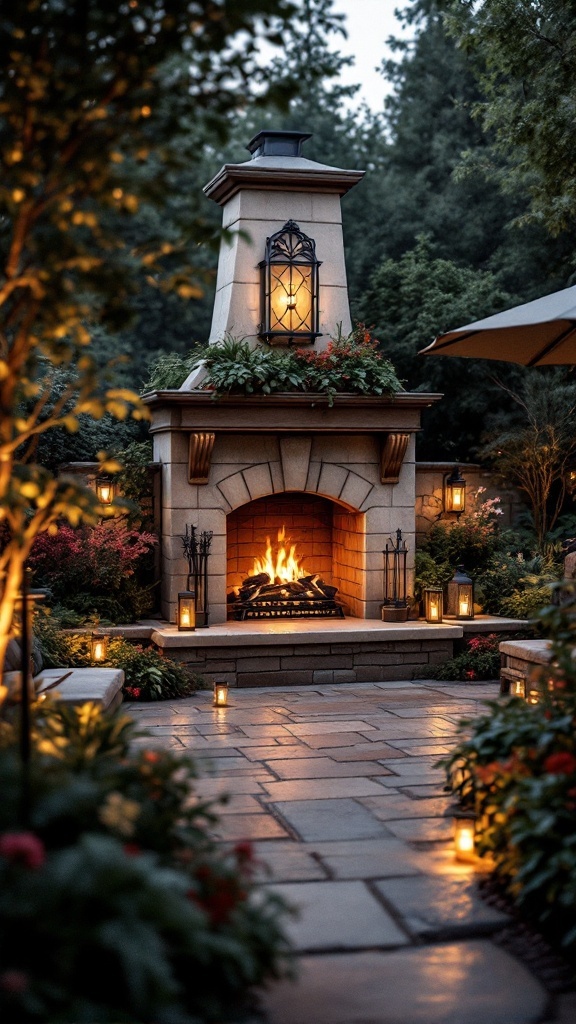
{"left": 145, "top": 131, "right": 442, "bottom": 625}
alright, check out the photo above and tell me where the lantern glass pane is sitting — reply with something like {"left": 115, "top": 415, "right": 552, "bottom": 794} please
{"left": 448, "top": 483, "right": 465, "bottom": 513}
{"left": 178, "top": 592, "right": 196, "bottom": 631}
{"left": 269, "top": 263, "right": 313, "bottom": 334}
{"left": 213, "top": 682, "right": 229, "bottom": 706}
{"left": 454, "top": 818, "right": 476, "bottom": 862}
{"left": 97, "top": 481, "right": 113, "bottom": 504}
{"left": 424, "top": 588, "right": 443, "bottom": 623}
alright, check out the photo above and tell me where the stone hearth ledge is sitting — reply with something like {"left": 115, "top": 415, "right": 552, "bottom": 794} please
{"left": 149, "top": 616, "right": 524, "bottom": 649}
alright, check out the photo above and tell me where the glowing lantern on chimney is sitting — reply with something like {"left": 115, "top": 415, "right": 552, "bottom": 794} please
{"left": 259, "top": 220, "right": 320, "bottom": 345}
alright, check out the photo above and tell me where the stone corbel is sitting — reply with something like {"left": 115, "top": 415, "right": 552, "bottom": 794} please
{"left": 188, "top": 432, "right": 215, "bottom": 484}
{"left": 380, "top": 432, "right": 410, "bottom": 484}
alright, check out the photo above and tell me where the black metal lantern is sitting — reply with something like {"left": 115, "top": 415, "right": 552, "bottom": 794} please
{"left": 443, "top": 466, "right": 466, "bottom": 517}
{"left": 423, "top": 586, "right": 443, "bottom": 623}
{"left": 177, "top": 581, "right": 196, "bottom": 631}
{"left": 445, "top": 565, "right": 474, "bottom": 620}
{"left": 259, "top": 220, "right": 321, "bottom": 345}
{"left": 90, "top": 630, "right": 109, "bottom": 664}
{"left": 382, "top": 529, "right": 408, "bottom": 622}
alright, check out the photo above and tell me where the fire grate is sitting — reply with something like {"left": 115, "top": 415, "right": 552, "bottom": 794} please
{"left": 229, "top": 572, "right": 345, "bottom": 621}
{"left": 234, "top": 600, "right": 345, "bottom": 621}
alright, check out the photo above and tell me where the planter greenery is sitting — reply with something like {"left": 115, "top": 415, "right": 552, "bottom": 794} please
{"left": 0, "top": 700, "right": 292, "bottom": 1022}
{"left": 144, "top": 327, "right": 403, "bottom": 406}
{"left": 441, "top": 582, "right": 576, "bottom": 952}
{"left": 34, "top": 612, "right": 202, "bottom": 702}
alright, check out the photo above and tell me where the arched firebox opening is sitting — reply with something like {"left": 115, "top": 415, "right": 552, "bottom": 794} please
{"left": 226, "top": 492, "right": 365, "bottom": 619}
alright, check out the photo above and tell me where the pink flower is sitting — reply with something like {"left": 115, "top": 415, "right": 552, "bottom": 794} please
{"left": 0, "top": 832, "right": 45, "bottom": 869}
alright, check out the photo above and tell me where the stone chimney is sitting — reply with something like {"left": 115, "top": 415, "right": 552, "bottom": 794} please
{"left": 202, "top": 129, "right": 364, "bottom": 350}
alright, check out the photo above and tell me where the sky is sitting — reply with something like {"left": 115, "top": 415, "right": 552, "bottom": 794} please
{"left": 329, "top": 0, "right": 411, "bottom": 110}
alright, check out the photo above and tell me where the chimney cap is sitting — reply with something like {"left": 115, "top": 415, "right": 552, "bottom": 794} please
{"left": 247, "top": 130, "right": 312, "bottom": 159}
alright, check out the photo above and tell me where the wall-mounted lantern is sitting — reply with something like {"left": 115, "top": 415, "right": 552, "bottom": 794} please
{"left": 382, "top": 529, "right": 408, "bottom": 622}
{"left": 423, "top": 586, "right": 443, "bottom": 623}
{"left": 213, "top": 681, "right": 229, "bottom": 707}
{"left": 96, "top": 474, "right": 115, "bottom": 506}
{"left": 565, "top": 460, "right": 576, "bottom": 496}
{"left": 445, "top": 565, "right": 474, "bottom": 620}
{"left": 177, "top": 581, "right": 196, "bottom": 631}
{"left": 90, "top": 631, "right": 109, "bottom": 664}
{"left": 259, "top": 220, "right": 321, "bottom": 345}
{"left": 443, "top": 466, "right": 466, "bottom": 518}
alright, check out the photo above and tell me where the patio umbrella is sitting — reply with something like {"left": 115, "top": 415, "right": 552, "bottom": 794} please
{"left": 419, "top": 284, "right": 576, "bottom": 366}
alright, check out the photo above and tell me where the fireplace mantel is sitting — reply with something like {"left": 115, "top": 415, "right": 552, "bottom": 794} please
{"left": 144, "top": 390, "right": 443, "bottom": 434}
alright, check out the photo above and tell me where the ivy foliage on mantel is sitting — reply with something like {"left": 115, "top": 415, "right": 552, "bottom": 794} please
{"left": 144, "top": 327, "right": 404, "bottom": 406}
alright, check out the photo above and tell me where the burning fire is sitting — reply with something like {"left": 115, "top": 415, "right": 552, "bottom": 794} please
{"left": 252, "top": 526, "right": 304, "bottom": 583}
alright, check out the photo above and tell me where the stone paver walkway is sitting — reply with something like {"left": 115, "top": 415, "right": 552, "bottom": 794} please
{"left": 127, "top": 679, "right": 573, "bottom": 1024}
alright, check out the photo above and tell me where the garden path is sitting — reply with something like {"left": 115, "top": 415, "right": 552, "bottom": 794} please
{"left": 127, "top": 680, "right": 576, "bottom": 1024}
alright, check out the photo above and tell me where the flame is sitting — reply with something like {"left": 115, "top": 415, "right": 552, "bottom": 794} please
{"left": 252, "top": 526, "right": 305, "bottom": 583}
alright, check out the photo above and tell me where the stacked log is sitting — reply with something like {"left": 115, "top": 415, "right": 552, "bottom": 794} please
{"left": 229, "top": 571, "right": 344, "bottom": 619}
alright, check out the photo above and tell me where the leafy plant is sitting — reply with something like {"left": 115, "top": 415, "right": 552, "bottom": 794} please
{"left": 34, "top": 615, "right": 201, "bottom": 702}
{"left": 0, "top": 701, "right": 292, "bottom": 1021}
{"left": 29, "top": 521, "right": 157, "bottom": 624}
{"left": 145, "top": 325, "right": 403, "bottom": 406}
{"left": 441, "top": 582, "right": 576, "bottom": 951}
{"left": 430, "top": 633, "right": 502, "bottom": 681}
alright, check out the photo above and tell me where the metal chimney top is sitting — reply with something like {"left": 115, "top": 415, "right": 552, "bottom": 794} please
{"left": 246, "top": 130, "right": 312, "bottom": 159}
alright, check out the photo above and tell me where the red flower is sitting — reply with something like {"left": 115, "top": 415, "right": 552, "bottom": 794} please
{"left": 142, "top": 750, "right": 161, "bottom": 764}
{"left": 234, "top": 840, "right": 254, "bottom": 863}
{"left": 0, "top": 832, "right": 45, "bottom": 870}
{"left": 123, "top": 843, "right": 141, "bottom": 857}
{"left": 543, "top": 752, "right": 576, "bottom": 775}
{"left": 0, "top": 970, "right": 28, "bottom": 994}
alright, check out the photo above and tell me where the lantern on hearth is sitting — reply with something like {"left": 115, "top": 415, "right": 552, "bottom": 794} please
{"left": 96, "top": 474, "right": 115, "bottom": 505}
{"left": 453, "top": 808, "right": 477, "bottom": 863}
{"left": 423, "top": 586, "right": 443, "bottom": 623}
{"left": 445, "top": 566, "right": 474, "bottom": 620}
{"left": 90, "top": 631, "right": 109, "bottom": 664}
{"left": 443, "top": 465, "right": 466, "bottom": 518}
{"left": 177, "top": 582, "right": 196, "bottom": 632}
{"left": 213, "top": 682, "right": 229, "bottom": 707}
{"left": 259, "top": 220, "right": 321, "bottom": 345}
{"left": 382, "top": 529, "right": 408, "bottom": 622}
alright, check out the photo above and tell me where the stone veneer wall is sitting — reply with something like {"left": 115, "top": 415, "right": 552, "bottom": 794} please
{"left": 165, "top": 637, "right": 455, "bottom": 688}
{"left": 155, "top": 430, "right": 417, "bottom": 624}
{"left": 415, "top": 462, "right": 524, "bottom": 543}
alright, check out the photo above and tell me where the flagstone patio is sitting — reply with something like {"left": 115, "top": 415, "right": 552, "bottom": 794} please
{"left": 127, "top": 679, "right": 574, "bottom": 1024}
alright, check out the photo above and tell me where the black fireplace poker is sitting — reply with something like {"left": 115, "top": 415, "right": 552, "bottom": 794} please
{"left": 182, "top": 525, "right": 213, "bottom": 628}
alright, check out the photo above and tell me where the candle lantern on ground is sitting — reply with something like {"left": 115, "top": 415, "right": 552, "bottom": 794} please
{"left": 443, "top": 466, "right": 466, "bottom": 518}
{"left": 452, "top": 808, "right": 477, "bottom": 863}
{"left": 182, "top": 525, "right": 213, "bottom": 628}
{"left": 177, "top": 582, "right": 196, "bottom": 632}
{"left": 90, "top": 630, "right": 109, "bottom": 664}
{"left": 382, "top": 529, "right": 409, "bottom": 622}
{"left": 213, "top": 682, "right": 229, "bottom": 707}
{"left": 423, "top": 586, "right": 443, "bottom": 623}
{"left": 510, "top": 677, "right": 526, "bottom": 699}
{"left": 445, "top": 565, "right": 474, "bottom": 620}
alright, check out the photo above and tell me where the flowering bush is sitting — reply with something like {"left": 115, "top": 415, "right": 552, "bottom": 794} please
{"left": 0, "top": 700, "right": 292, "bottom": 1021}
{"left": 29, "top": 520, "right": 157, "bottom": 623}
{"left": 441, "top": 583, "right": 576, "bottom": 951}
{"left": 430, "top": 633, "right": 503, "bottom": 681}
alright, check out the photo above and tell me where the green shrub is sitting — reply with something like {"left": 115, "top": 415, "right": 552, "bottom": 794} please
{"left": 0, "top": 701, "right": 292, "bottom": 1021}
{"left": 143, "top": 326, "right": 403, "bottom": 406}
{"left": 441, "top": 583, "right": 576, "bottom": 951}
{"left": 430, "top": 633, "right": 502, "bottom": 681}
{"left": 34, "top": 613, "right": 202, "bottom": 701}
{"left": 106, "top": 639, "right": 202, "bottom": 701}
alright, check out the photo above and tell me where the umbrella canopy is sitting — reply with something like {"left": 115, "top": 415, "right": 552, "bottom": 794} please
{"left": 419, "top": 284, "right": 576, "bottom": 366}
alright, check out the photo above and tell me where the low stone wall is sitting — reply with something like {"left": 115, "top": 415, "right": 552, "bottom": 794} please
{"left": 162, "top": 637, "right": 455, "bottom": 688}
